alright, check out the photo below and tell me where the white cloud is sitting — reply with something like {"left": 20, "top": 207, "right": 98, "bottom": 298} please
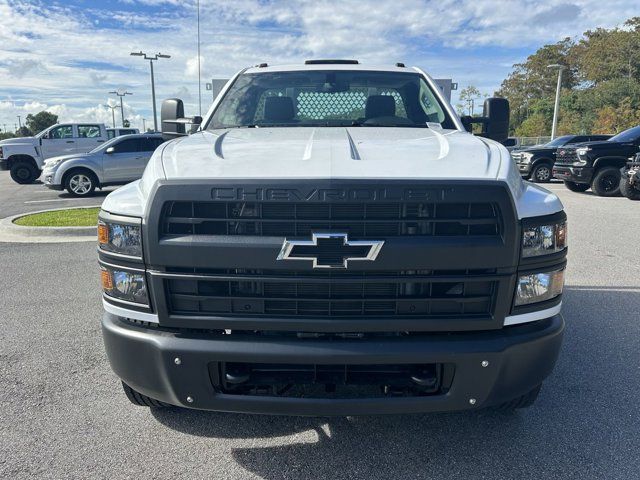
{"left": 0, "top": 0, "right": 638, "bottom": 127}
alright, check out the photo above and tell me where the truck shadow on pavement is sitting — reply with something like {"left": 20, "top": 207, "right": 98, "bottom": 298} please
{"left": 151, "top": 285, "right": 640, "bottom": 479}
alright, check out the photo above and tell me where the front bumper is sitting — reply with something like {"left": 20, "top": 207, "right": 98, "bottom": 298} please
{"left": 553, "top": 165, "right": 593, "bottom": 184}
{"left": 41, "top": 170, "right": 63, "bottom": 190}
{"left": 0, "top": 159, "right": 8, "bottom": 170}
{"left": 102, "top": 312, "right": 564, "bottom": 415}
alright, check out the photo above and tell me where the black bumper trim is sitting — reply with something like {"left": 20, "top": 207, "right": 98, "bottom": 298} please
{"left": 552, "top": 165, "right": 594, "bottom": 184}
{"left": 0, "top": 159, "right": 8, "bottom": 170}
{"left": 102, "top": 312, "right": 564, "bottom": 415}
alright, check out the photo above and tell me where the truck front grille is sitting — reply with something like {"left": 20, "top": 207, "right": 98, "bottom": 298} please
{"left": 164, "top": 270, "right": 497, "bottom": 318}
{"left": 555, "top": 148, "right": 578, "bottom": 164}
{"left": 160, "top": 201, "right": 501, "bottom": 237}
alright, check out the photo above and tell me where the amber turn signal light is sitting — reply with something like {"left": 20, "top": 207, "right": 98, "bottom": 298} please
{"left": 98, "top": 223, "right": 109, "bottom": 245}
{"left": 101, "top": 269, "right": 113, "bottom": 290}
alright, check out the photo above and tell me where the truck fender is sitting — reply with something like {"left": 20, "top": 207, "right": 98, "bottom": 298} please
{"left": 593, "top": 156, "right": 627, "bottom": 171}
{"left": 7, "top": 154, "right": 39, "bottom": 171}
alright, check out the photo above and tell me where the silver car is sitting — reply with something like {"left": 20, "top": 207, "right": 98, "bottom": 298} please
{"left": 42, "top": 134, "right": 165, "bottom": 196}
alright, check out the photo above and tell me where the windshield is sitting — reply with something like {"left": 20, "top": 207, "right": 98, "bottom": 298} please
{"left": 609, "top": 126, "right": 640, "bottom": 143}
{"left": 208, "top": 70, "right": 454, "bottom": 129}
{"left": 545, "top": 135, "right": 573, "bottom": 147}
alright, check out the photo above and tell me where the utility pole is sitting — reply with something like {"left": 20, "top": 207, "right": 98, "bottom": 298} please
{"left": 109, "top": 91, "right": 132, "bottom": 127}
{"left": 197, "top": 0, "right": 202, "bottom": 116}
{"left": 103, "top": 104, "right": 119, "bottom": 128}
{"left": 547, "top": 64, "right": 565, "bottom": 140}
{"left": 142, "top": 118, "right": 147, "bottom": 132}
{"left": 130, "top": 51, "right": 171, "bottom": 132}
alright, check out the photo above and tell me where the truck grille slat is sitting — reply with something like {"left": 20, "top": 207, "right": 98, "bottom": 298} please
{"left": 165, "top": 276, "right": 496, "bottom": 318}
{"left": 161, "top": 201, "right": 500, "bottom": 238}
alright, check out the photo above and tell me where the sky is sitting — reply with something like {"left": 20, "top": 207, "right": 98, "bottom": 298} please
{"left": 0, "top": 0, "right": 638, "bottom": 132}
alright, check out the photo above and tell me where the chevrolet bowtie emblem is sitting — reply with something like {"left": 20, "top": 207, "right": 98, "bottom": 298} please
{"left": 277, "top": 232, "right": 384, "bottom": 269}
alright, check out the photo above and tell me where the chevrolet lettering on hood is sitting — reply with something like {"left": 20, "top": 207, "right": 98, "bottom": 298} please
{"left": 211, "top": 186, "right": 451, "bottom": 202}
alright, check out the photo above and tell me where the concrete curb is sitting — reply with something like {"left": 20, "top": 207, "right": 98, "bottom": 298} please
{"left": 0, "top": 206, "right": 98, "bottom": 243}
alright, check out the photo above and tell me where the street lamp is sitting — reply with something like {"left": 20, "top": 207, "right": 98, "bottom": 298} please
{"left": 109, "top": 91, "right": 132, "bottom": 127}
{"left": 103, "top": 104, "right": 120, "bottom": 128}
{"left": 547, "top": 64, "right": 566, "bottom": 140}
{"left": 130, "top": 51, "right": 171, "bottom": 132}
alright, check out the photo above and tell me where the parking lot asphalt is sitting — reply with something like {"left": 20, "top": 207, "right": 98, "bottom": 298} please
{"left": 1, "top": 182, "right": 639, "bottom": 479}
{"left": 0, "top": 172, "right": 115, "bottom": 218}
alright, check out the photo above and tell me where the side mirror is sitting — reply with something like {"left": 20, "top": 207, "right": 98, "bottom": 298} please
{"left": 459, "top": 98, "right": 510, "bottom": 143}
{"left": 161, "top": 98, "right": 186, "bottom": 140}
{"left": 105, "top": 147, "right": 115, "bottom": 154}
{"left": 161, "top": 99, "right": 203, "bottom": 141}
{"left": 482, "top": 98, "right": 510, "bottom": 143}
{"left": 502, "top": 138, "right": 517, "bottom": 147}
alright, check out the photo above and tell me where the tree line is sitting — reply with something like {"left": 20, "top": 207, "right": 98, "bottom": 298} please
{"left": 0, "top": 111, "right": 59, "bottom": 140}
{"left": 495, "top": 17, "right": 640, "bottom": 136}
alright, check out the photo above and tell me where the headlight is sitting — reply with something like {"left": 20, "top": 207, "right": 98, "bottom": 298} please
{"left": 45, "top": 158, "right": 64, "bottom": 168}
{"left": 101, "top": 265, "right": 149, "bottom": 306}
{"left": 515, "top": 269, "right": 564, "bottom": 306}
{"left": 521, "top": 152, "right": 533, "bottom": 162}
{"left": 576, "top": 147, "right": 591, "bottom": 156}
{"left": 98, "top": 216, "right": 142, "bottom": 258}
{"left": 522, "top": 220, "right": 567, "bottom": 257}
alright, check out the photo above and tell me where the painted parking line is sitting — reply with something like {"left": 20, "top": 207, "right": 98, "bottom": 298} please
{"left": 24, "top": 198, "right": 101, "bottom": 205}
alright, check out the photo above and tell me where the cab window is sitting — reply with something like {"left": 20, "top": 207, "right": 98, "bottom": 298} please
{"left": 140, "top": 137, "right": 163, "bottom": 151}
{"left": 77, "top": 125, "right": 102, "bottom": 138}
{"left": 111, "top": 138, "right": 140, "bottom": 153}
{"left": 49, "top": 125, "right": 73, "bottom": 139}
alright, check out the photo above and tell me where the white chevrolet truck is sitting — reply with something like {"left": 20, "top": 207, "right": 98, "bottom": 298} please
{"left": 98, "top": 61, "right": 566, "bottom": 414}
{"left": 0, "top": 123, "right": 109, "bottom": 184}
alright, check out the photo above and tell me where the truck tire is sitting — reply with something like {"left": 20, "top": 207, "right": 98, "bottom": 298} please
{"left": 563, "top": 181, "right": 589, "bottom": 192}
{"left": 591, "top": 167, "right": 621, "bottom": 197}
{"left": 10, "top": 161, "right": 39, "bottom": 184}
{"left": 64, "top": 169, "right": 97, "bottom": 197}
{"left": 620, "top": 177, "right": 640, "bottom": 200}
{"left": 122, "top": 382, "right": 170, "bottom": 408}
{"left": 531, "top": 163, "right": 552, "bottom": 183}
{"left": 495, "top": 384, "right": 542, "bottom": 411}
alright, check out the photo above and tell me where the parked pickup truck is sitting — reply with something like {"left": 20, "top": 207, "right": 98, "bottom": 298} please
{"left": 99, "top": 61, "right": 566, "bottom": 415}
{"left": 0, "top": 123, "right": 109, "bottom": 184}
{"left": 42, "top": 133, "right": 165, "bottom": 196}
{"left": 513, "top": 134, "right": 611, "bottom": 183}
{"left": 553, "top": 125, "right": 640, "bottom": 196}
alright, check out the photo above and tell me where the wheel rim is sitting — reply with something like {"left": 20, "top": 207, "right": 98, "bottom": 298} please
{"left": 600, "top": 174, "right": 618, "bottom": 192}
{"left": 16, "top": 168, "right": 30, "bottom": 180}
{"left": 535, "top": 166, "right": 551, "bottom": 181}
{"left": 69, "top": 174, "right": 92, "bottom": 195}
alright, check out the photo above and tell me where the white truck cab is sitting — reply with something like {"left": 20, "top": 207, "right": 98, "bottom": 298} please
{"left": 0, "top": 123, "right": 108, "bottom": 184}
{"left": 99, "top": 61, "right": 567, "bottom": 415}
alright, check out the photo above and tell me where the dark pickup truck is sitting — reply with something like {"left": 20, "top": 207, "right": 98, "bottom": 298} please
{"left": 513, "top": 134, "right": 611, "bottom": 183}
{"left": 553, "top": 126, "right": 640, "bottom": 196}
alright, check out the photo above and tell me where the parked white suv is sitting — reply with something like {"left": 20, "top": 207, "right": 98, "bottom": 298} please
{"left": 0, "top": 123, "right": 109, "bottom": 184}
{"left": 42, "top": 133, "right": 165, "bottom": 196}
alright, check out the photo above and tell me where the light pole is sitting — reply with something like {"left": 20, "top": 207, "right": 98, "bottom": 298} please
{"left": 103, "top": 104, "right": 119, "bottom": 128}
{"left": 142, "top": 118, "right": 147, "bottom": 132}
{"left": 130, "top": 51, "right": 171, "bottom": 132}
{"left": 547, "top": 64, "right": 566, "bottom": 140}
{"left": 109, "top": 91, "right": 132, "bottom": 127}
{"left": 17, "top": 115, "right": 22, "bottom": 129}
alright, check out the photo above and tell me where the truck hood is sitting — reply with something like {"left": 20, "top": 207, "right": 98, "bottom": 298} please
{"left": 0, "top": 136, "right": 37, "bottom": 147}
{"left": 160, "top": 127, "right": 502, "bottom": 180}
